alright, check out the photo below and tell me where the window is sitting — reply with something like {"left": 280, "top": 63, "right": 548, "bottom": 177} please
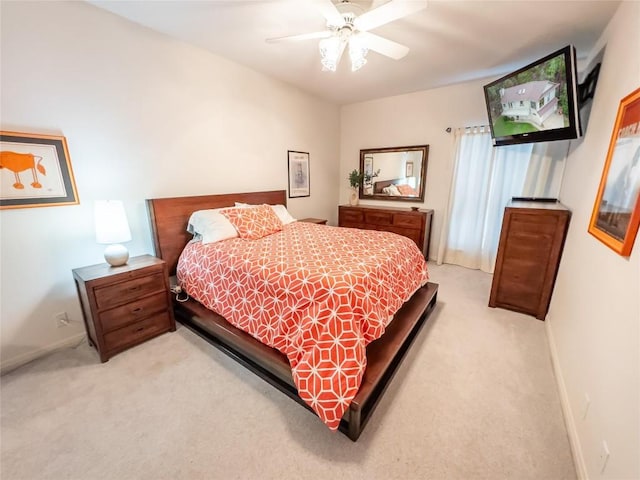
{"left": 438, "top": 129, "right": 567, "bottom": 273}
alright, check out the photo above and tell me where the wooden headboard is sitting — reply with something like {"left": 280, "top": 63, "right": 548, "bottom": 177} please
{"left": 374, "top": 178, "right": 403, "bottom": 193}
{"left": 146, "top": 190, "right": 287, "bottom": 275}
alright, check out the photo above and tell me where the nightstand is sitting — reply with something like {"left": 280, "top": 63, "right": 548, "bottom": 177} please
{"left": 72, "top": 254, "right": 176, "bottom": 362}
{"left": 298, "top": 217, "right": 328, "bottom": 225}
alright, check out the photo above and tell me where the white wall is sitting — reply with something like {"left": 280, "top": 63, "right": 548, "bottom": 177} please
{"left": 340, "top": 80, "right": 490, "bottom": 259}
{"left": 547, "top": 2, "right": 640, "bottom": 479}
{"left": 0, "top": 1, "right": 340, "bottom": 370}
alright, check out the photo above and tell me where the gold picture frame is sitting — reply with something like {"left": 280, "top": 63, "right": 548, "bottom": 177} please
{"left": 588, "top": 87, "right": 640, "bottom": 256}
{"left": 1, "top": 131, "right": 79, "bottom": 210}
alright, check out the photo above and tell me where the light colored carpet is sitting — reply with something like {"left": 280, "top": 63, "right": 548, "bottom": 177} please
{"left": 1, "top": 264, "right": 576, "bottom": 480}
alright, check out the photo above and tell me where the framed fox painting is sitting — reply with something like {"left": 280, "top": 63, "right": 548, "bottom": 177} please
{"left": 0, "top": 131, "right": 79, "bottom": 209}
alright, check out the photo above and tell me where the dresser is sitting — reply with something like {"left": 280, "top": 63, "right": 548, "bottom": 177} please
{"left": 489, "top": 201, "right": 571, "bottom": 320}
{"left": 338, "top": 204, "right": 433, "bottom": 258}
{"left": 73, "top": 255, "right": 176, "bottom": 362}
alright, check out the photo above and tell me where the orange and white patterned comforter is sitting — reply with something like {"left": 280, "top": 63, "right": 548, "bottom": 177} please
{"left": 177, "top": 222, "right": 429, "bottom": 430}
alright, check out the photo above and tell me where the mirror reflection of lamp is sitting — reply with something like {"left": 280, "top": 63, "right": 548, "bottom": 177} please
{"left": 95, "top": 200, "right": 132, "bottom": 267}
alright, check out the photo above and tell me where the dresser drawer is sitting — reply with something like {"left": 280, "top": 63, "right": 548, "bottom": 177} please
{"left": 393, "top": 213, "right": 423, "bottom": 229}
{"left": 509, "top": 214, "right": 559, "bottom": 236}
{"left": 340, "top": 208, "right": 364, "bottom": 223}
{"left": 364, "top": 211, "right": 393, "bottom": 226}
{"left": 95, "top": 272, "right": 165, "bottom": 310}
{"left": 103, "top": 311, "right": 172, "bottom": 352}
{"left": 387, "top": 227, "right": 421, "bottom": 248}
{"left": 99, "top": 292, "right": 169, "bottom": 332}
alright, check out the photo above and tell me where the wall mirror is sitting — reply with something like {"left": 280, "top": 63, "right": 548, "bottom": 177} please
{"left": 360, "top": 145, "right": 429, "bottom": 202}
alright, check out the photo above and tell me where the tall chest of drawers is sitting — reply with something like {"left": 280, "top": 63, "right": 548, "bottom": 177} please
{"left": 489, "top": 201, "right": 571, "bottom": 320}
{"left": 73, "top": 255, "right": 176, "bottom": 362}
{"left": 338, "top": 204, "right": 433, "bottom": 258}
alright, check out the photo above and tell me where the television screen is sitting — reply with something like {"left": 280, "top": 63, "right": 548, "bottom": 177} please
{"left": 483, "top": 45, "right": 581, "bottom": 146}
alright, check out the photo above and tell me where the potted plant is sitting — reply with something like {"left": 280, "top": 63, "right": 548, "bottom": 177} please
{"left": 348, "top": 168, "right": 379, "bottom": 206}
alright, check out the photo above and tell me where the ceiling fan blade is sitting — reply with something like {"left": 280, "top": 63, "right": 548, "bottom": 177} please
{"left": 266, "top": 31, "right": 332, "bottom": 43}
{"left": 359, "top": 32, "right": 409, "bottom": 59}
{"left": 312, "top": 0, "right": 345, "bottom": 27}
{"left": 354, "top": 0, "right": 427, "bottom": 32}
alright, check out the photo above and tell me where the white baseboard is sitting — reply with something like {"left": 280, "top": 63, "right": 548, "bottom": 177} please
{"left": 0, "top": 333, "right": 87, "bottom": 375}
{"left": 545, "top": 318, "right": 588, "bottom": 480}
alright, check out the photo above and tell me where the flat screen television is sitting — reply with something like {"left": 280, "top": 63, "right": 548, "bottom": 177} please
{"left": 483, "top": 45, "right": 581, "bottom": 146}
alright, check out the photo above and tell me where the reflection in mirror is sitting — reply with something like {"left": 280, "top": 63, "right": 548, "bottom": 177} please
{"left": 360, "top": 145, "right": 429, "bottom": 202}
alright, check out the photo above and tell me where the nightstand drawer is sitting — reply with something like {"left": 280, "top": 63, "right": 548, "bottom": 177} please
{"left": 99, "top": 292, "right": 169, "bottom": 332}
{"left": 95, "top": 272, "right": 165, "bottom": 310}
{"left": 103, "top": 311, "right": 172, "bottom": 352}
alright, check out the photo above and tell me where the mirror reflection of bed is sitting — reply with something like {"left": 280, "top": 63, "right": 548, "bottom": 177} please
{"left": 146, "top": 190, "right": 438, "bottom": 441}
{"left": 361, "top": 145, "right": 429, "bottom": 201}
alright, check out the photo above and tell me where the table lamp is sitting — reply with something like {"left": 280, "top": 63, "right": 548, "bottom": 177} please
{"left": 95, "top": 200, "right": 132, "bottom": 267}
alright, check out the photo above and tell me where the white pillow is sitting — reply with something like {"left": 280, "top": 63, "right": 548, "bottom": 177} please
{"left": 383, "top": 185, "right": 401, "bottom": 196}
{"left": 187, "top": 208, "right": 238, "bottom": 244}
{"left": 234, "top": 202, "right": 296, "bottom": 225}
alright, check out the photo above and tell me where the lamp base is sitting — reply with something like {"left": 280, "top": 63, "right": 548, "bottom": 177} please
{"left": 104, "top": 244, "right": 129, "bottom": 267}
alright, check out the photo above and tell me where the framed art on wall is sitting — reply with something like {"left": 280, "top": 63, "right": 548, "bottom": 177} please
{"left": 406, "top": 161, "right": 414, "bottom": 177}
{"left": 287, "top": 150, "right": 310, "bottom": 198}
{"left": 0, "top": 131, "right": 80, "bottom": 210}
{"left": 588, "top": 87, "right": 640, "bottom": 256}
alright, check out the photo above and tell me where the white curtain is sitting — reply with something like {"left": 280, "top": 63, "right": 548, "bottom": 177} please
{"left": 437, "top": 127, "right": 567, "bottom": 273}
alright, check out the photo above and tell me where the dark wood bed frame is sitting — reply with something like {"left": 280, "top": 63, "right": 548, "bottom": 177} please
{"left": 146, "top": 190, "right": 438, "bottom": 441}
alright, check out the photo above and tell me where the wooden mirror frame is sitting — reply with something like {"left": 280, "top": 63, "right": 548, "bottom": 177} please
{"left": 359, "top": 145, "right": 429, "bottom": 202}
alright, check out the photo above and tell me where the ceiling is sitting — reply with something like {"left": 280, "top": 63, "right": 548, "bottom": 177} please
{"left": 89, "top": 0, "right": 620, "bottom": 105}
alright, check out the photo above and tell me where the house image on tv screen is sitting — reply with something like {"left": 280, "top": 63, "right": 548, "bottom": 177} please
{"left": 498, "top": 80, "right": 564, "bottom": 130}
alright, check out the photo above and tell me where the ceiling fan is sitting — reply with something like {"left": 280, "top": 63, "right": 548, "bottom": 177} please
{"left": 266, "top": 0, "right": 427, "bottom": 72}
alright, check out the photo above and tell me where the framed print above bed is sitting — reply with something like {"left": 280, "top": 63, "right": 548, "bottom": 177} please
{"left": 287, "top": 150, "right": 310, "bottom": 198}
{"left": 588, "top": 87, "right": 640, "bottom": 256}
{"left": 0, "top": 131, "right": 80, "bottom": 210}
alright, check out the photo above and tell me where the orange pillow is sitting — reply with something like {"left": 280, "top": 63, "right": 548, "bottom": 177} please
{"left": 396, "top": 184, "right": 417, "bottom": 196}
{"left": 220, "top": 204, "right": 283, "bottom": 240}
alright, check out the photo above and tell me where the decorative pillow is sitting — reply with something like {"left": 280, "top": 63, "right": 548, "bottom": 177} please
{"left": 234, "top": 202, "right": 297, "bottom": 225}
{"left": 383, "top": 185, "right": 401, "bottom": 196}
{"left": 221, "top": 204, "right": 283, "bottom": 240}
{"left": 396, "top": 184, "right": 418, "bottom": 196}
{"left": 187, "top": 209, "right": 239, "bottom": 244}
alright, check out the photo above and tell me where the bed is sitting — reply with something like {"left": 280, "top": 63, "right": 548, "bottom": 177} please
{"left": 146, "top": 190, "right": 438, "bottom": 440}
{"left": 373, "top": 178, "right": 419, "bottom": 196}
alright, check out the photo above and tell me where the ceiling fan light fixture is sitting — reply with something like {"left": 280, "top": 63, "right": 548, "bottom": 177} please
{"left": 349, "top": 34, "right": 368, "bottom": 71}
{"left": 319, "top": 36, "right": 341, "bottom": 71}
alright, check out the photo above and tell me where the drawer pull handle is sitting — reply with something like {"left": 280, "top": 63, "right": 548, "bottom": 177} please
{"left": 128, "top": 286, "right": 141, "bottom": 292}
{"left": 132, "top": 307, "right": 143, "bottom": 314}
{"left": 135, "top": 326, "right": 145, "bottom": 333}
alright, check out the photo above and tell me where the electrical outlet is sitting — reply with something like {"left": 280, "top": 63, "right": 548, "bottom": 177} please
{"left": 599, "top": 440, "right": 610, "bottom": 473}
{"left": 55, "top": 311, "right": 69, "bottom": 328}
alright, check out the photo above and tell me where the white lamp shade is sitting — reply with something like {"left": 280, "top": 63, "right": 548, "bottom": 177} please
{"left": 95, "top": 200, "right": 132, "bottom": 244}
